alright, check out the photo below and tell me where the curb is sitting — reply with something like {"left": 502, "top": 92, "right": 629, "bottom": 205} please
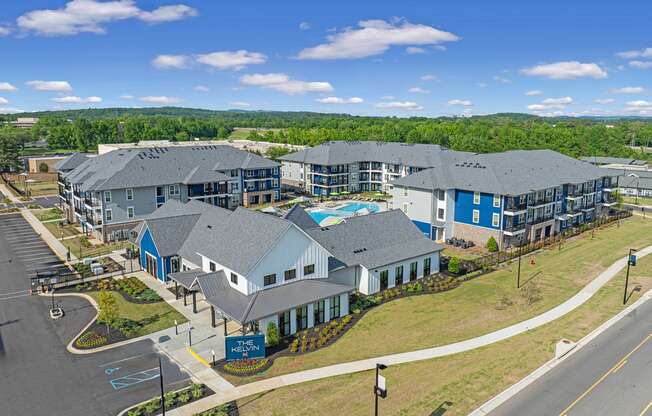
{"left": 468, "top": 288, "right": 652, "bottom": 416}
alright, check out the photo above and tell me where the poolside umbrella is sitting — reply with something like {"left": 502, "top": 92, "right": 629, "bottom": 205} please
{"left": 341, "top": 191, "right": 350, "bottom": 195}
{"left": 374, "top": 192, "right": 384, "bottom": 197}
{"left": 330, "top": 192, "right": 340, "bottom": 196}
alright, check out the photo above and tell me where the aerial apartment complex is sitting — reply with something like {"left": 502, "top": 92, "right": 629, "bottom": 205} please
{"left": 136, "top": 200, "right": 441, "bottom": 338}
{"left": 57, "top": 145, "right": 280, "bottom": 242}
{"left": 280, "top": 141, "right": 619, "bottom": 248}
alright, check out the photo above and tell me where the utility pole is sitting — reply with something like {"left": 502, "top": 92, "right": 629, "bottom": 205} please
{"left": 624, "top": 248, "right": 637, "bottom": 305}
{"left": 517, "top": 245, "right": 522, "bottom": 289}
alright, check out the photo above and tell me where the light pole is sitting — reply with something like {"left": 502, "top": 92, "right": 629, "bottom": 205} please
{"left": 374, "top": 363, "right": 387, "bottom": 416}
{"left": 516, "top": 245, "right": 522, "bottom": 289}
{"left": 158, "top": 356, "right": 166, "bottom": 415}
{"left": 624, "top": 248, "right": 638, "bottom": 305}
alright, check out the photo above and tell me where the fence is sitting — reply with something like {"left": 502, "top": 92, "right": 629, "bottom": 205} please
{"left": 442, "top": 209, "right": 633, "bottom": 275}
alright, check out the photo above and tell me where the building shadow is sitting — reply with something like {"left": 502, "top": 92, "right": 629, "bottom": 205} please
{"left": 430, "top": 400, "right": 453, "bottom": 416}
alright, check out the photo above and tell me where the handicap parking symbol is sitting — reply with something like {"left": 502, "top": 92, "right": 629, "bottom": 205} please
{"left": 104, "top": 367, "right": 120, "bottom": 376}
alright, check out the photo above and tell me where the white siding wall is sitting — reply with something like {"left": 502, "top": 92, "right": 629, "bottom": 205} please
{"left": 389, "top": 186, "right": 434, "bottom": 225}
{"left": 444, "top": 189, "right": 456, "bottom": 239}
{"left": 199, "top": 255, "right": 248, "bottom": 295}
{"left": 282, "top": 161, "right": 305, "bottom": 187}
{"left": 362, "top": 251, "right": 440, "bottom": 295}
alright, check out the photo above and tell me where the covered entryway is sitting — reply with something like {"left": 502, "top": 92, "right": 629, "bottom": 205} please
{"left": 145, "top": 253, "right": 158, "bottom": 278}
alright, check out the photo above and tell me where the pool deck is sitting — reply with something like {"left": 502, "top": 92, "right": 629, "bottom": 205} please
{"left": 307, "top": 200, "right": 388, "bottom": 226}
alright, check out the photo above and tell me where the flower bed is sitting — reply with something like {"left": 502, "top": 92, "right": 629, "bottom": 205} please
{"left": 74, "top": 277, "right": 161, "bottom": 304}
{"left": 123, "top": 383, "right": 216, "bottom": 416}
{"left": 220, "top": 358, "right": 273, "bottom": 377}
{"left": 289, "top": 315, "right": 353, "bottom": 354}
{"left": 74, "top": 330, "right": 107, "bottom": 348}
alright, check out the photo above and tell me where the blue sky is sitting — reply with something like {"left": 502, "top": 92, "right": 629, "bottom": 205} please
{"left": 1, "top": 0, "right": 651, "bottom": 117}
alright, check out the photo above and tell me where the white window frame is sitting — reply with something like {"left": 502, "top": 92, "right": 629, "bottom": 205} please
{"left": 125, "top": 188, "right": 133, "bottom": 201}
{"left": 493, "top": 194, "right": 501, "bottom": 208}
{"left": 437, "top": 208, "right": 445, "bottom": 221}
{"left": 169, "top": 184, "right": 179, "bottom": 196}
{"left": 402, "top": 202, "right": 409, "bottom": 215}
{"left": 127, "top": 206, "right": 134, "bottom": 219}
{"left": 473, "top": 191, "right": 480, "bottom": 205}
{"left": 472, "top": 209, "right": 480, "bottom": 224}
{"left": 104, "top": 190, "right": 112, "bottom": 203}
{"left": 105, "top": 208, "right": 112, "bottom": 222}
{"left": 492, "top": 212, "right": 500, "bottom": 227}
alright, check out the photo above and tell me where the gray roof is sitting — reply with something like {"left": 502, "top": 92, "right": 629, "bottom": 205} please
{"left": 618, "top": 174, "right": 652, "bottom": 190}
{"left": 196, "top": 272, "right": 353, "bottom": 324}
{"left": 307, "top": 209, "right": 442, "bottom": 270}
{"left": 54, "top": 152, "right": 91, "bottom": 172}
{"left": 168, "top": 269, "right": 204, "bottom": 290}
{"left": 392, "top": 149, "right": 613, "bottom": 196}
{"left": 64, "top": 145, "right": 279, "bottom": 192}
{"left": 283, "top": 204, "right": 319, "bottom": 230}
{"left": 280, "top": 140, "right": 471, "bottom": 168}
{"left": 580, "top": 156, "right": 647, "bottom": 166}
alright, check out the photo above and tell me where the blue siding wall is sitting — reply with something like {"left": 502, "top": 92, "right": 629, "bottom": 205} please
{"left": 454, "top": 190, "right": 502, "bottom": 229}
{"left": 139, "top": 227, "right": 164, "bottom": 281}
{"left": 412, "top": 219, "right": 431, "bottom": 238}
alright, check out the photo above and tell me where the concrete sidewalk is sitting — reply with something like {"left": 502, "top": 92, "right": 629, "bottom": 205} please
{"left": 166, "top": 244, "right": 652, "bottom": 416}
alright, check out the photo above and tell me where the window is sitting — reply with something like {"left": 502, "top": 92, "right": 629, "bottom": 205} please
{"left": 169, "top": 184, "right": 179, "bottom": 196}
{"left": 379, "top": 270, "right": 389, "bottom": 291}
{"left": 403, "top": 187, "right": 408, "bottom": 197}
{"left": 423, "top": 258, "right": 431, "bottom": 276}
{"left": 314, "top": 300, "right": 325, "bottom": 325}
{"left": 296, "top": 305, "right": 308, "bottom": 330}
{"left": 208, "top": 262, "right": 216, "bottom": 272}
{"left": 472, "top": 209, "right": 480, "bottom": 224}
{"left": 473, "top": 191, "right": 480, "bottom": 204}
{"left": 127, "top": 206, "right": 134, "bottom": 219}
{"left": 230, "top": 273, "right": 238, "bottom": 285}
{"left": 105, "top": 209, "right": 112, "bottom": 222}
{"left": 437, "top": 208, "right": 445, "bottom": 220}
{"left": 410, "top": 261, "right": 418, "bottom": 281}
{"left": 279, "top": 311, "right": 291, "bottom": 336}
{"left": 492, "top": 213, "right": 500, "bottom": 227}
{"left": 264, "top": 273, "right": 276, "bottom": 286}
{"left": 303, "top": 264, "right": 315, "bottom": 276}
{"left": 125, "top": 188, "right": 133, "bottom": 201}
{"left": 231, "top": 182, "right": 239, "bottom": 192}
{"left": 104, "top": 190, "right": 112, "bottom": 203}
{"left": 170, "top": 257, "right": 180, "bottom": 273}
{"left": 402, "top": 202, "right": 409, "bottom": 215}
{"left": 156, "top": 187, "right": 164, "bottom": 197}
{"left": 392, "top": 266, "right": 403, "bottom": 287}
{"left": 230, "top": 169, "right": 238, "bottom": 177}
{"left": 493, "top": 194, "right": 501, "bottom": 208}
{"left": 329, "top": 295, "right": 340, "bottom": 319}
{"left": 438, "top": 190, "right": 445, "bottom": 201}
{"left": 284, "top": 268, "right": 296, "bottom": 281}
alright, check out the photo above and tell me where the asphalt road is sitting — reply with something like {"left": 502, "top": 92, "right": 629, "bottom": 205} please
{"left": 0, "top": 213, "right": 191, "bottom": 416}
{"left": 490, "top": 297, "right": 652, "bottom": 416}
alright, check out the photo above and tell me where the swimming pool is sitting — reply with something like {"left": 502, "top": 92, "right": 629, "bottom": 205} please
{"left": 308, "top": 202, "right": 380, "bottom": 225}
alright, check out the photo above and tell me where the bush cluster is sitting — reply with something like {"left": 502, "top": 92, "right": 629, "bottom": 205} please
{"left": 196, "top": 403, "right": 237, "bottom": 416}
{"left": 290, "top": 315, "right": 353, "bottom": 354}
{"left": 127, "top": 384, "right": 206, "bottom": 416}
{"left": 75, "top": 331, "right": 107, "bottom": 348}
{"left": 116, "top": 277, "right": 161, "bottom": 302}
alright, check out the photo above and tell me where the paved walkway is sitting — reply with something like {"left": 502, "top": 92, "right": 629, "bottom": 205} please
{"left": 167, "top": 245, "right": 652, "bottom": 416}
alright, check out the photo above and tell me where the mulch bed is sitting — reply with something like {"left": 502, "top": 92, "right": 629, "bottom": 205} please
{"left": 75, "top": 320, "right": 129, "bottom": 349}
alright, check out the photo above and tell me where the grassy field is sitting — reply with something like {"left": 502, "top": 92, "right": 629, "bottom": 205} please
{"left": 234, "top": 254, "right": 652, "bottom": 416}
{"left": 88, "top": 289, "right": 187, "bottom": 336}
{"left": 61, "top": 237, "right": 128, "bottom": 258}
{"left": 44, "top": 221, "right": 81, "bottom": 238}
{"left": 32, "top": 208, "right": 63, "bottom": 222}
{"left": 441, "top": 245, "right": 487, "bottom": 260}
{"left": 13, "top": 180, "right": 59, "bottom": 196}
{"left": 228, "top": 127, "right": 284, "bottom": 140}
{"left": 230, "top": 216, "right": 652, "bottom": 385}
{"left": 623, "top": 195, "right": 652, "bottom": 206}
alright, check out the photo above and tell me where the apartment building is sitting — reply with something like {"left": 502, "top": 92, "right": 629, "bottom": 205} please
{"left": 136, "top": 200, "right": 441, "bottom": 338}
{"left": 57, "top": 145, "right": 280, "bottom": 242}
{"left": 389, "top": 149, "right": 619, "bottom": 248}
{"left": 280, "top": 141, "right": 468, "bottom": 196}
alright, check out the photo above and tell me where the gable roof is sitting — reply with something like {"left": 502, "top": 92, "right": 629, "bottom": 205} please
{"left": 282, "top": 204, "right": 319, "bottom": 230}
{"left": 307, "top": 209, "right": 442, "bottom": 270}
{"left": 54, "top": 152, "right": 91, "bottom": 172}
{"left": 64, "top": 145, "right": 279, "bottom": 192}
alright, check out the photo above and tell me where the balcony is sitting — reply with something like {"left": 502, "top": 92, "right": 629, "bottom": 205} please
{"left": 84, "top": 196, "right": 101, "bottom": 207}
{"left": 505, "top": 197, "right": 528, "bottom": 212}
{"left": 529, "top": 213, "right": 555, "bottom": 225}
{"left": 503, "top": 222, "right": 526, "bottom": 235}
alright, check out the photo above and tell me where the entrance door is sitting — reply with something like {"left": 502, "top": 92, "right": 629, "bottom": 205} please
{"left": 145, "top": 253, "right": 158, "bottom": 278}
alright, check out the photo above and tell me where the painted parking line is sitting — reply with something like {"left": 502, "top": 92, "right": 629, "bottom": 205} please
{"left": 17, "top": 251, "right": 57, "bottom": 258}
{"left": 109, "top": 367, "right": 160, "bottom": 390}
{"left": 16, "top": 248, "right": 52, "bottom": 254}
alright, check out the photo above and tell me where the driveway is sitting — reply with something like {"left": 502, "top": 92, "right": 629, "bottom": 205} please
{"left": 0, "top": 214, "right": 192, "bottom": 416}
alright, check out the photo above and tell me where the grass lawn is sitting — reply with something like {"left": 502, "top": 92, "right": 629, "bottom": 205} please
{"left": 44, "top": 221, "right": 81, "bottom": 238}
{"left": 87, "top": 290, "right": 187, "bottom": 336}
{"left": 13, "top": 180, "right": 59, "bottom": 196}
{"left": 442, "top": 245, "right": 487, "bottom": 260}
{"left": 623, "top": 195, "right": 652, "bottom": 206}
{"left": 230, "top": 216, "right": 652, "bottom": 385}
{"left": 62, "top": 237, "right": 128, "bottom": 258}
{"left": 32, "top": 207, "right": 63, "bottom": 222}
{"left": 234, "top": 254, "right": 652, "bottom": 416}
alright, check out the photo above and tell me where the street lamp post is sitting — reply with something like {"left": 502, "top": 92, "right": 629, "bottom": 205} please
{"left": 516, "top": 245, "right": 522, "bottom": 289}
{"left": 158, "top": 357, "right": 166, "bottom": 416}
{"left": 374, "top": 363, "right": 387, "bottom": 416}
{"left": 624, "top": 248, "right": 638, "bottom": 305}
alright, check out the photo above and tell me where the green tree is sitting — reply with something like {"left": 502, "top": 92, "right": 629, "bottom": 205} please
{"left": 73, "top": 117, "right": 93, "bottom": 151}
{"left": 266, "top": 321, "right": 280, "bottom": 347}
{"left": 97, "top": 290, "right": 119, "bottom": 335}
{"left": 0, "top": 126, "right": 26, "bottom": 171}
{"left": 266, "top": 146, "right": 291, "bottom": 160}
{"left": 486, "top": 236, "right": 499, "bottom": 252}
{"left": 447, "top": 257, "right": 461, "bottom": 274}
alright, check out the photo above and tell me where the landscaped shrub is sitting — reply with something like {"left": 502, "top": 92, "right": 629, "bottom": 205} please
{"left": 137, "top": 288, "right": 161, "bottom": 302}
{"left": 79, "top": 235, "right": 91, "bottom": 248}
{"left": 177, "top": 391, "right": 191, "bottom": 404}
{"left": 115, "top": 277, "right": 161, "bottom": 301}
{"left": 486, "top": 236, "right": 499, "bottom": 252}
{"left": 448, "top": 256, "right": 461, "bottom": 274}
{"left": 143, "top": 398, "right": 160, "bottom": 414}
{"left": 75, "top": 331, "right": 107, "bottom": 348}
{"left": 266, "top": 321, "right": 279, "bottom": 347}
{"left": 164, "top": 391, "right": 177, "bottom": 408}
{"left": 197, "top": 403, "right": 235, "bottom": 416}
{"left": 191, "top": 383, "right": 205, "bottom": 400}
{"left": 126, "top": 408, "right": 143, "bottom": 416}
{"left": 111, "top": 318, "right": 142, "bottom": 337}
{"left": 223, "top": 359, "right": 270, "bottom": 375}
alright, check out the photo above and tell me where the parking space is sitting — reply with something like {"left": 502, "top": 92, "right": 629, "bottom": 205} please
{"left": 0, "top": 213, "right": 67, "bottom": 275}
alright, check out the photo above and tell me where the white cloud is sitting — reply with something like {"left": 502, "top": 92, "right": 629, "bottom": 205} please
{"left": 0, "top": 108, "right": 23, "bottom": 114}
{"left": 195, "top": 50, "right": 267, "bottom": 71}
{"left": 193, "top": 85, "right": 210, "bottom": 92}
{"left": 381, "top": 95, "right": 395, "bottom": 100}
{"left": 230, "top": 101, "right": 250, "bottom": 108}
{"left": 152, "top": 54, "right": 188, "bottom": 69}
{"left": 542, "top": 96, "right": 573, "bottom": 105}
{"left": 525, "top": 90, "right": 543, "bottom": 96}
{"left": 139, "top": 96, "right": 183, "bottom": 104}
{"left": 120, "top": 94, "right": 134, "bottom": 100}
{"left": 0, "top": 26, "right": 10, "bottom": 36}
{"left": 316, "top": 96, "right": 364, "bottom": 104}
{"left": 594, "top": 98, "right": 615, "bottom": 104}
{"left": 375, "top": 101, "right": 423, "bottom": 111}
{"left": 527, "top": 96, "right": 573, "bottom": 111}
{"left": 447, "top": 99, "right": 473, "bottom": 106}
{"left": 299, "top": 22, "right": 311, "bottom": 30}
{"left": 406, "top": 46, "right": 426, "bottom": 54}
{"left": 616, "top": 48, "right": 652, "bottom": 59}
{"left": 610, "top": 86, "right": 645, "bottom": 94}
{"left": 420, "top": 74, "right": 437, "bottom": 81}
{"left": 297, "top": 19, "right": 460, "bottom": 60}
{"left": 17, "top": 0, "right": 197, "bottom": 36}
{"left": 0, "top": 98, "right": 8, "bottom": 105}
{"left": 408, "top": 87, "right": 430, "bottom": 94}
{"left": 476, "top": 82, "right": 488, "bottom": 88}
{"left": 51, "top": 95, "right": 102, "bottom": 103}
{"left": 239, "top": 73, "right": 333, "bottom": 95}
{"left": 493, "top": 75, "right": 511, "bottom": 84}
{"left": 626, "top": 100, "right": 652, "bottom": 108}
{"left": 26, "top": 80, "right": 72, "bottom": 92}
{"left": 0, "top": 82, "right": 17, "bottom": 92}
{"left": 520, "top": 61, "right": 607, "bottom": 80}
{"left": 138, "top": 4, "right": 197, "bottom": 23}
{"left": 629, "top": 60, "right": 652, "bottom": 69}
